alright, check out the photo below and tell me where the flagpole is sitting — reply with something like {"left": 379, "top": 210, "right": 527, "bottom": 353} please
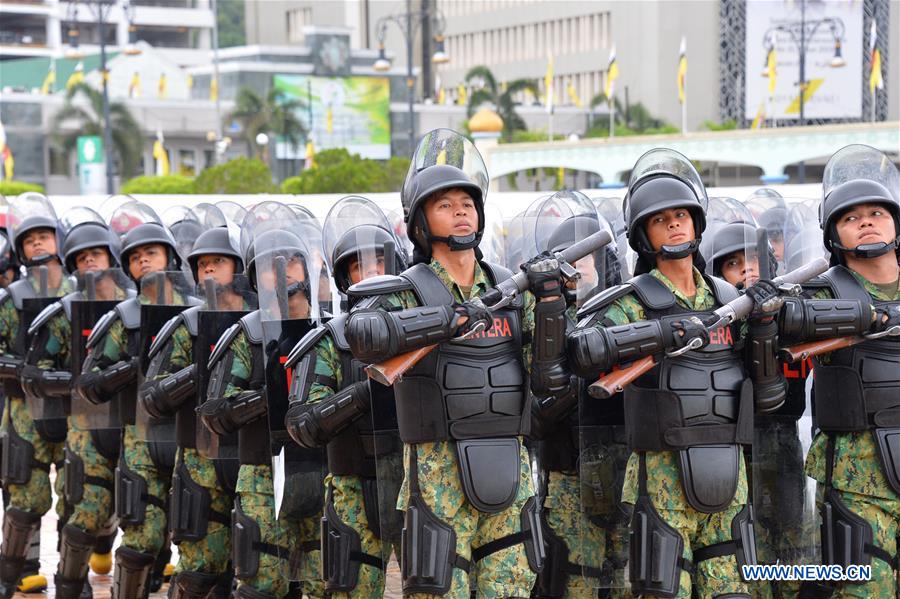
{"left": 681, "top": 97, "right": 687, "bottom": 135}
{"left": 871, "top": 89, "right": 876, "bottom": 122}
{"left": 609, "top": 100, "right": 614, "bottom": 138}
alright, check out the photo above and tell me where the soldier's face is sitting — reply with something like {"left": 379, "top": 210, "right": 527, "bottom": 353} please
{"left": 128, "top": 243, "right": 168, "bottom": 280}
{"left": 835, "top": 203, "right": 896, "bottom": 250}
{"left": 348, "top": 254, "right": 385, "bottom": 285}
{"left": 257, "top": 254, "right": 306, "bottom": 289}
{"left": 21, "top": 228, "right": 57, "bottom": 261}
{"left": 196, "top": 254, "right": 236, "bottom": 286}
{"left": 645, "top": 208, "right": 695, "bottom": 251}
{"left": 75, "top": 247, "right": 111, "bottom": 273}
{"left": 720, "top": 250, "right": 759, "bottom": 288}
{"left": 424, "top": 189, "right": 479, "bottom": 240}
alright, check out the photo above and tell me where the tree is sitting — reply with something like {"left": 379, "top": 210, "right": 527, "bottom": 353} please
{"left": 586, "top": 94, "right": 678, "bottom": 137}
{"left": 193, "top": 157, "right": 276, "bottom": 194}
{"left": 227, "top": 87, "right": 307, "bottom": 160}
{"left": 51, "top": 81, "right": 144, "bottom": 180}
{"left": 281, "top": 149, "right": 409, "bottom": 194}
{"left": 464, "top": 66, "right": 538, "bottom": 141}
{"left": 120, "top": 174, "right": 195, "bottom": 195}
{"left": 217, "top": 0, "right": 246, "bottom": 47}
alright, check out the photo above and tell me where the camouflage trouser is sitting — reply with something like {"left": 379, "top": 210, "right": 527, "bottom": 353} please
{"left": 172, "top": 447, "right": 233, "bottom": 577}
{"left": 543, "top": 471, "right": 631, "bottom": 599}
{"left": 814, "top": 487, "right": 900, "bottom": 599}
{"left": 235, "top": 463, "right": 325, "bottom": 599}
{"left": 0, "top": 396, "right": 65, "bottom": 518}
{"left": 65, "top": 425, "right": 118, "bottom": 536}
{"left": 400, "top": 441, "right": 538, "bottom": 599}
{"left": 119, "top": 424, "right": 171, "bottom": 555}
{"left": 327, "top": 473, "right": 402, "bottom": 599}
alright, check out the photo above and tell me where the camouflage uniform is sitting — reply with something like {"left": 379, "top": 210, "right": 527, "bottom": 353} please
{"left": 372, "top": 259, "right": 538, "bottom": 599}
{"left": 223, "top": 328, "right": 322, "bottom": 599}
{"left": 803, "top": 271, "right": 900, "bottom": 599}
{"left": 598, "top": 267, "right": 751, "bottom": 599}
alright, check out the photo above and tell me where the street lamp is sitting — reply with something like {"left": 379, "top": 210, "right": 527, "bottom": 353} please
{"left": 65, "top": 0, "right": 139, "bottom": 194}
{"left": 373, "top": 0, "right": 448, "bottom": 152}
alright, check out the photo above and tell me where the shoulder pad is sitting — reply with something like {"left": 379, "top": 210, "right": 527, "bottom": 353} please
{"left": 630, "top": 274, "right": 676, "bottom": 310}
{"left": 7, "top": 279, "right": 35, "bottom": 310}
{"left": 820, "top": 265, "right": 870, "bottom": 305}
{"left": 481, "top": 261, "right": 523, "bottom": 308}
{"left": 239, "top": 310, "right": 263, "bottom": 345}
{"left": 576, "top": 283, "right": 634, "bottom": 319}
{"left": 186, "top": 295, "right": 204, "bottom": 308}
{"left": 86, "top": 309, "right": 118, "bottom": 350}
{"left": 60, "top": 293, "right": 76, "bottom": 320}
{"left": 27, "top": 300, "right": 64, "bottom": 337}
{"left": 147, "top": 313, "right": 185, "bottom": 360}
{"left": 401, "top": 263, "right": 454, "bottom": 306}
{"left": 706, "top": 275, "right": 740, "bottom": 305}
{"left": 208, "top": 321, "right": 242, "bottom": 369}
{"left": 115, "top": 297, "right": 142, "bottom": 331}
{"left": 284, "top": 324, "right": 330, "bottom": 370}
{"left": 325, "top": 313, "right": 349, "bottom": 351}
{"left": 346, "top": 274, "right": 412, "bottom": 299}
{"left": 181, "top": 305, "right": 201, "bottom": 337}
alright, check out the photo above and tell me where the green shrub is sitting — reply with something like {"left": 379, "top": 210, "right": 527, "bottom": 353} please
{"left": 193, "top": 157, "right": 276, "bottom": 194}
{"left": 120, "top": 175, "right": 195, "bottom": 195}
{"left": 0, "top": 181, "right": 45, "bottom": 196}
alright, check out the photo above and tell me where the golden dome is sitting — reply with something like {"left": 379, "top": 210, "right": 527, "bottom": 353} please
{"left": 469, "top": 108, "right": 503, "bottom": 133}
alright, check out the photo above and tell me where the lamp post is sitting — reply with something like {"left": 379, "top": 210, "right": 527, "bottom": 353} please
{"left": 65, "top": 0, "right": 139, "bottom": 194}
{"left": 373, "top": 0, "right": 449, "bottom": 153}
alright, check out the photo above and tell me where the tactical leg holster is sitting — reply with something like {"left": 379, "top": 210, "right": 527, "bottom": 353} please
{"left": 321, "top": 485, "right": 384, "bottom": 593}
{"left": 112, "top": 547, "right": 155, "bottom": 599}
{"left": 535, "top": 508, "right": 570, "bottom": 599}
{"left": 0, "top": 424, "right": 43, "bottom": 486}
{"left": 65, "top": 444, "right": 114, "bottom": 508}
{"left": 690, "top": 504, "right": 758, "bottom": 581}
{"left": 0, "top": 507, "right": 42, "bottom": 598}
{"left": 168, "top": 570, "right": 219, "bottom": 599}
{"left": 115, "top": 457, "right": 165, "bottom": 526}
{"left": 234, "top": 585, "right": 278, "bottom": 599}
{"left": 231, "top": 496, "right": 286, "bottom": 581}
{"left": 170, "top": 461, "right": 228, "bottom": 543}
{"left": 874, "top": 427, "right": 900, "bottom": 495}
{"left": 54, "top": 525, "right": 97, "bottom": 599}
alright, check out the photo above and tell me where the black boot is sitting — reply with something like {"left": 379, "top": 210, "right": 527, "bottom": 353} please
{"left": 0, "top": 508, "right": 42, "bottom": 599}
{"left": 54, "top": 524, "right": 98, "bottom": 599}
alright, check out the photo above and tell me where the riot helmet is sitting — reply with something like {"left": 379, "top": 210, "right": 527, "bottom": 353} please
{"left": 401, "top": 129, "right": 489, "bottom": 261}
{"left": 110, "top": 201, "right": 182, "bottom": 283}
{"left": 60, "top": 207, "right": 122, "bottom": 272}
{"left": 7, "top": 192, "right": 62, "bottom": 268}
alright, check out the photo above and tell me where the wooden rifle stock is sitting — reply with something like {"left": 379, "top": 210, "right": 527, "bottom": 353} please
{"left": 780, "top": 335, "right": 862, "bottom": 363}
{"left": 365, "top": 345, "right": 437, "bottom": 386}
{"left": 587, "top": 356, "right": 655, "bottom": 399}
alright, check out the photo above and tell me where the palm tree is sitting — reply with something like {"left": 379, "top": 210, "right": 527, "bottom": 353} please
{"left": 227, "top": 87, "right": 307, "bottom": 160}
{"left": 464, "top": 66, "right": 538, "bottom": 141}
{"left": 51, "top": 82, "right": 144, "bottom": 179}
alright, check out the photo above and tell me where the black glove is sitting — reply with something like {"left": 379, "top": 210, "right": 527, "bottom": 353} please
{"left": 453, "top": 300, "right": 493, "bottom": 338}
{"left": 745, "top": 279, "right": 782, "bottom": 318}
{"left": 669, "top": 316, "right": 710, "bottom": 351}
{"left": 871, "top": 305, "right": 900, "bottom": 334}
{"left": 522, "top": 252, "right": 564, "bottom": 299}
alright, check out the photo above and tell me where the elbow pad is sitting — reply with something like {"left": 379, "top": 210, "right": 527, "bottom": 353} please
{"left": 346, "top": 305, "right": 457, "bottom": 362}
{"left": 285, "top": 380, "right": 370, "bottom": 448}
{"left": 530, "top": 378, "right": 579, "bottom": 440}
{"left": 197, "top": 389, "right": 266, "bottom": 437}
{"left": 0, "top": 355, "right": 22, "bottom": 381}
{"left": 745, "top": 318, "right": 785, "bottom": 413}
{"left": 138, "top": 364, "right": 196, "bottom": 420}
{"left": 779, "top": 298, "right": 870, "bottom": 344}
{"left": 531, "top": 297, "right": 570, "bottom": 396}
{"left": 567, "top": 320, "right": 668, "bottom": 378}
{"left": 76, "top": 358, "right": 138, "bottom": 405}
{"left": 21, "top": 364, "right": 72, "bottom": 401}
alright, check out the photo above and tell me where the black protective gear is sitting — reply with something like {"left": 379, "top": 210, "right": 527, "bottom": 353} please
{"left": 243, "top": 229, "right": 309, "bottom": 293}
{"left": 330, "top": 223, "right": 405, "bottom": 294}
{"left": 820, "top": 487, "right": 890, "bottom": 570}
{"left": 196, "top": 389, "right": 266, "bottom": 437}
{"left": 62, "top": 221, "right": 120, "bottom": 272}
{"left": 285, "top": 380, "right": 369, "bottom": 449}
{"left": 321, "top": 485, "right": 385, "bottom": 592}
{"left": 0, "top": 507, "right": 42, "bottom": 596}
{"left": 529, "top": 383, "right": 579, "bottom": 441}
{"left": 530, "top": 296, "right": 570, "bottom": 398}
{"left": 19, "top": 363, "right": 71, "bottom": 399}
{"left": 870, "top": 303, "right": 900, "bottom": 334}
{"left": 138, "top": 363, "right": 196, "bottom": 419}
{"left": 0, "top": 355, "right": 22, "bottom": 381}
{"left": 821, "top": 179, "right": 900, "bottom": 263}
{"left": 629, "top": 493, "right": 685, "bottom": 598}
{"left": 54, "top": 525, "right": 96, "bottom": 599}
{"left": 115, "top": 456, "right": 166, "bottom": 526}
{"left": 346, "top": 304, "right": 458, "bottom": 363}
{"left": 232, "top": 497, "right": 269, "bottom": 580}
{"left": 75, "top": 357, "right": 138, "bottom": 405}
{"left": 744, "top": 279, "right": 782, "bottom": 317}
{"left": 452, "top": 299, "right": 493, "bottom": 338}
{"left": 669, "top": 315, "right": 711, "bottom": 350}
{"left": 169, "top": 460, "right": 229, "bottom": 544}
{"left": 0, "top": 418, "right": 40, "bottom": 486}
{"left": 234, "top": 585, "right": 278, "bottom": 599}
{"left": 567, "top": 319, "right": 668, "bottom": 377}
{"left": 168, "top": 570, "right": 219, "bottom": 599}
{"left": 186, "top": 226, "right": 243, "bottom": 284}
{"left": 119, "top": 223, "right": 182, "bottom": 283}
{"left": 112, "top": 547, "right": 155, "bottom": 599}
{"left": 522, "top": 253, "right": 563, "bottom": 299}
{"left": 745, "top": 318, "right": 785, "bottom": 413}
{"left": 778, "top": 297, "right": 871, "bottom": 343}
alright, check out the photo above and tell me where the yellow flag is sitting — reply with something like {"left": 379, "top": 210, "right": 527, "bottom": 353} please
{"left": 304, "top": 141, "right": 315, "bottom": 169}
{"left": 677, "top": 37, "right": 687, "bottom": 105}
{"left": 457, "top": 84, "right": 467, "bottom": 106}
{"left": 604, "top": 46, "right": 618, "bottom": 100}
{"left": 66, "top": 62, "right": 84, "bottom": 90}
{"left": 128, "top": 71, "right": 141, "bottom": 98}
{"left": 186, "top": 74, "right": 194, "bottom": 90}
{"left": 0, "top": 121, "right": 12, "bottom": 181}
{"left": 544, "top": 54, "right": 554, "bottom": 111}
{"left": 157, "top": 73, "right": 168, "bottom": 99}
{"left": 210, "top": 77, "right": 219, "bottom": 102}
{"left": 437, "top": 87, "right": 445, "bottom": 105}
{"left": 869, "top": 20, "right": 884, "bottom": 94}
{"left": 326, "top": 106, "right": 334, "bottom": 134}
{"left": 153, "top": 133, "right": 170, "bottom": 176}
{"left": 41, "top": 64, "right": 56, "bottom": 95}
{"left": 566, "top": 82, "right": 582, "bottom": 108}
{"left": 750, "top": 102, "right": 766, "bottom": 129}
{"left": 766, "top": 33, "right": 777, "bottom": 96}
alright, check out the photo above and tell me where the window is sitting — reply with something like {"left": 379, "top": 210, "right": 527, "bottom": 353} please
{"left": 48, "top": 146, "right": 69, "bottom": 176}
{"left": 286, "top": 7, "right": 312, "bottom": 44}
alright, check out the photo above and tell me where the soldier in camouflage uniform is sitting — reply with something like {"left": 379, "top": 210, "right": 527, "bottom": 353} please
{"left": 199, "top": 202, "right": 320, "bottom": 599}
{"left": 344, "top": 130, "right": 552, "bottom": 599}
{"left": 775, "top": 145, "right": 900, "bottom": 598}
{"left": 284, "top": 196, "right": 407, "bottom": 598}
{"left": 19, "top": 208, "right": 131, "bottom": 598}
{"left": 141, "top": 225, "right": 255, "bottom": 598}
{"left": 76, "top": 204, "right": 198, "bottom": 599}
{"left": 566, "top": 149, "right": 788, "bottom": 599}
{"left": 0, "top": 193, "right": 74, "bottom": 598}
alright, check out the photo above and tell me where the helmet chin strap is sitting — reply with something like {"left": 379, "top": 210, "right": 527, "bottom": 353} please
{"left": 655, "top": 239, "right": 702, "bottom": 261}
{"left": 427, "top": 232, "right": 480, "bottom": 251}
{"left": 24, "top": 253, "right": 56, "bottom": 268}
{"left": 833, "top": 237, "right": 900, "bottom": 259}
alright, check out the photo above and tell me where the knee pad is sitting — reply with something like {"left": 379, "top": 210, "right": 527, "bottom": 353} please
{"left": 170, "top": 461, "right": 212, "bottom": 543}
{"left": 112, "top": 547, "right": 155, "bottom": 599}
{"left": 401, "top": 491, "right": 459, "bottom": 596}
{"left": 115, "top": 459, "right": 149, "bottom": 526}
{"left": 321, "top": 488, "right": 380, "bottom": 593}
{"left": 629, "top": 496, "right": 684, "bottom": 598}
{"left": 534, "top": 510, "right": 570, "bottom": 599}
{"left": 63, "top": 445, "right": 85, "bottom": 506}
{"left": 0, "top": 507, "right": 42, "bottom": 583}
{"left": 231, "top": 497, "right": 261, "bottom": 580}
{"left": 820, "top": 487, "right": 883, "bottom": 569}
{"left": 234, "top": 585, "right": 278, "bottom": 599}
{"left": 0, "top": 426, "right": 35, "bottom": 486}
{"left": 57, "top": 524, "right": 97, "bottom": 582}
{"left": 169, "top": 571, "right": 219, "bottom": 599}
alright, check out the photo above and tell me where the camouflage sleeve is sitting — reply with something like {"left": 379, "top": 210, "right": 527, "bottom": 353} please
{"left": 597, "top": 292, "right": 645, "bottom": 327}
{"left": 0, "top": 296, "right": 19, "bottom": 356}
{"left": 223, "top": 331, "right": 253, "bottom": 399}
{"left": 167, "top": 323, "right": 193, "bottom": 372}
{"left": 521, "top": 290, "right": 535, "bottom": 370}
{"left": 305, "top": 333, "right": 341, "bottom": 405}
{"left": 94, "top": 319, "right": 127, "bottom": 367}
{"left": 36, "top": 313, "right": 71, "bottom": 370}
{"left": 809, "top": 287, "right": 834, "bottom": 300}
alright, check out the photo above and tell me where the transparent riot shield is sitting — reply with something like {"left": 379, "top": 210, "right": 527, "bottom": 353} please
{"left": 592, "top": 196, "right": 631, "bottom": 281}
{"left": 243, "top": 201, "right": 326, "bottom": 580}
{"left": 135, "top": 271, "right": 199, "bottom": 448}
{"left": 481, "top": 204, "right": 507, "bottom": 267}
{"left": 70, "top": 269, "right": 136, "bottom": 432}
{"left": 823, "top": 144, "right": 900, "bottom": 202}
